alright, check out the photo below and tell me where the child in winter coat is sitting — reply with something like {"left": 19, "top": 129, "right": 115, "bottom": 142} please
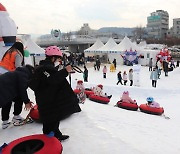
{"left": 117, "top": 71, "right": 123, "bottom": 85}
{"left": 93, "top": 84, "right": 112, "bottom": 99}
{"left": 76, "top": 80, "right": 86, "bottom": 104}
{"left": 103, "top": 65, "right": 107, "bottom": 78}
{"left": 120, "top": 91, "right": 136, "bottom": 104}
{"left": 150, "top": 67, "right": 158, "bottom": 88}
{"left": 146, "top": 97, "right": 160, "bottom": 108}
{"left": 29, "top": 46, "right": 81, "bottom": 141}
{"left": 122, "top": 71, "right": 128, "bottom": 85}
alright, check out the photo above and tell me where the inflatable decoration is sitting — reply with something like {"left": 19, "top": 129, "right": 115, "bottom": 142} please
{"left": 1, "top": 134, "right": 63, "bottom": 154}
{"left": 156, "top": 48, "right": 171, "bottom": 62}
{"left": 116, "top": 101, "right": 138, "bottom": 111}
{"left": 0, "top": 3, "right": 17, "bottom": 46}
{"left": 139, "top": 104, "right": 164, "bottom": 115}
{"left": 51, "top": 29, "right": 61, "bottom": 38}
{"left": 121, "top": 49, "right": 138, "bottom": 66}
{"left": 74, "top": 88, "right": 94, "bottom": 97}
{"left": 89, "top": 94, "right": 110, "bottom": 104}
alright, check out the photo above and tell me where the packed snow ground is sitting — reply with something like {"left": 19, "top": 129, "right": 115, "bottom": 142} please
{"left": 0, "top": 63, "right": 180, "bottom": 154}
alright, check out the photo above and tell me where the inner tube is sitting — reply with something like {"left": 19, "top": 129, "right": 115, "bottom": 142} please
{"left": 74, "top": 89, "right": 94, "bottom": 97}
{"left": 2, "top": 134, "right": 63, "bottom": 154}
{"left": 117, "top": 101, "right": 138, "bottom": 111}
{"left": 139, "top": 104, "right": 164, "bottom": 115}
{"left": 29, "top": 105, "right": 40, "bottom": 122}
{"left": 89, "top": 94, "right": 110, "bottom": 104}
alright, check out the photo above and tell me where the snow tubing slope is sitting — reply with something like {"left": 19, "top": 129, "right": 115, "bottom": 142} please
{"left": 74, "top": 88, "right": 94, "bottom": 97}
{"left": 139, "top": 104, "right": 164, "bottom": 115}
{"left": 117, "top": 101, "right": 138, "bottom": 111}
{"left": 30, "top": 105, "right": 40, "bottom": 122}
{"left": 2, "top": 134, "right": 63, "bottom": 154}
{"left": 89, "top": 94, "right": 110, "bottom": 104}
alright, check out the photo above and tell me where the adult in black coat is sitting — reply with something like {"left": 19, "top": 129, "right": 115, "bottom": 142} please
{"left": 29, "top": 46, "right": 81, "bottom": 141}
{"left": 0, "top": 65, "right": 34, "bottom": 109}
{"left": 162, "top": 60, "right": 169, "bottom": 76}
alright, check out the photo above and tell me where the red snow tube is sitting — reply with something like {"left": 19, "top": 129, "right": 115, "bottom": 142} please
{"left": 74, "top": 88, "right": 94, "bottom": 97}
{"left": 139, "top": 104, "right": 164, "bottom": 115}
{"left": 30, "top": 105, "right": 40, "bottom": 122}
{"left": 89, "top": 94, "right": 110, "bottom": 104}
{"left": 2, "top": 134, "right": 63, "bottom": 154}
{"left": 117, "top": 101, "right": 138, "bottom": 111}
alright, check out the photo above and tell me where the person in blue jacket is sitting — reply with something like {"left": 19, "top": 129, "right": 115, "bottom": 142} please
{"left": 150, "top": 67, "right": 158, "bottom": 88}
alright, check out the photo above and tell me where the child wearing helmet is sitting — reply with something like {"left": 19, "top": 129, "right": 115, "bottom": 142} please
{"left": 29, "top": 46, "right": 81, "bottom": 141}
{"left": 76, "top": 80, "right": 86, "bottom": 104}
{"left": 120, "top": 91, "right": 136, "bottom": 104}
{"left": 146, "top": 97, "right": 160, "bottom": 108}
{"left": 93, "top": 84, "right": 112, "bottom": 99}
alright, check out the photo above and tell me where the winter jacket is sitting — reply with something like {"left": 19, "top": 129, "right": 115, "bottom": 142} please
{"left": 120, "top": 93, "right": 135, "bottom": 104}
{"left": 103, "top": 67, "right": 107, "bottom": 73}
{"left": 128, "top": 72, "right": 133, "bottom": 80}
{"left": 148, "top": 101, "right": 160, "bottom": 108}
{"left": 29, "top": 59, "right": 81, "bottom": 123}
{"left": 0, "top": 67, "right": 31, "bottom": 108}
{"left": 0, "top": 50, "right": 23, "bottom": 71}
{"left": 149, "top": 59, "right": 153, "bottom": 67}
{"left": 93, "top": 86, "right": 106, "bottom": 97}
{"left": 117, "top": 72, "right": 122, "bottom": 81}
{"left": 123, "top": 73, "right": 128, "bottom": 81}
{"left": 150, "top": 70, "right": 158, "bottom": 80}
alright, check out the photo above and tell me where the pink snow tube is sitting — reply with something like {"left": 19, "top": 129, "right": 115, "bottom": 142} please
{"left": 74, "top": 88, "right": 94, "bottom": 97}
{"left": 2, "top": 134, "right": 63, "bottom": 154}
{"left": 139, "top": 104, "right": 164, "bottom": 115}
{"left": 89, "top": 94, "right": 110, "bottom": 104}
{"left": 117, "top": 101, "right": 138, "bottom": 111}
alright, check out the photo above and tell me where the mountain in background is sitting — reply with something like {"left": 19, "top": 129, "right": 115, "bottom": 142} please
{"left": 98, "top": 27, "right": 136, "bottom": 36}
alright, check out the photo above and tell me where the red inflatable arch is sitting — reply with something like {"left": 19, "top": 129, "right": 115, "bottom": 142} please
{"left": 117, "top": 101, "right": 138, "bottom": 111}
{"left": 139, "top": 104, "right": 164, "bottom": 115}
{"left": 2, "top": 134, "right": 63, "bottom": 154}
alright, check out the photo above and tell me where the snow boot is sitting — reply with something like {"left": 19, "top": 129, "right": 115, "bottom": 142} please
{"left": 12, "top": 115, "right": 24, "bottom": 123}
{"left": 58, "top": 135, "right": 69, "bottom": 141}
{"left": 108, "top": 95, "right": 112, "bottom": 99}
{"left": 2, "top": 120, "right": 11, "bottom": 129}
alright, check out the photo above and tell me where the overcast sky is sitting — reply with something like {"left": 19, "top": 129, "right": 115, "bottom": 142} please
{"left": 1, "top": 0, "right": 179, "bottom": 34}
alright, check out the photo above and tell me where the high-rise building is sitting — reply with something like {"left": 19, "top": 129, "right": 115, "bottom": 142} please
{"left": 147, "top": 10, "right": 169, "bottom": 39}
{"left": 172, "top": 18, "right": 180, "bottom": 38}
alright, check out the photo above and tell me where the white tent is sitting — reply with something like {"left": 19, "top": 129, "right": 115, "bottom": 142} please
{"left": 19, "top": 35, "right": 44, "bottom": 55}
{"left": 84, "top": 38, "right": 104, "bottom": 52}
{"left": 112, "top": 36, "right": 140, "bottom": 52}
{"left": 96, "top": 38, "right": 117, "bottom": 52}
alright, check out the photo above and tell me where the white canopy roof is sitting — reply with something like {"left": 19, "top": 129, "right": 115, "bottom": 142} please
{"left": 111, "top": 36, "right": 139, "bottom": 52}
{"left": 19, "top": 35, "right": 45, "bottom": 55}
{"left": 96, "top": 38, "right": 117, "bottom": 52}
{"left": 84, "top": 38, "right": 104, "bottom": 52}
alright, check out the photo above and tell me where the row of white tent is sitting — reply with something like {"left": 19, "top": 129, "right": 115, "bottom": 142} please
{"left": 84, "top": 36, "right": 164, "bottom": 65}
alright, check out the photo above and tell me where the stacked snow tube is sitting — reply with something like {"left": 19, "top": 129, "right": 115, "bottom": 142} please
{"left": 117, "top": 101, "right": 138, "bottom": 111}
{"left": 2, "top": 134, "right": 63, "bottom": 154}
{"left": 30, "top": 105, "right": 40, "bottom": 122}
{"left": 139, "top": 104, "right": 164, "bottom": 115}
{"left": 73, "top": 88, "right": 94, "bottom": 97}
{"left": 89, "top": 94, "right": 110, "bottom": 104}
